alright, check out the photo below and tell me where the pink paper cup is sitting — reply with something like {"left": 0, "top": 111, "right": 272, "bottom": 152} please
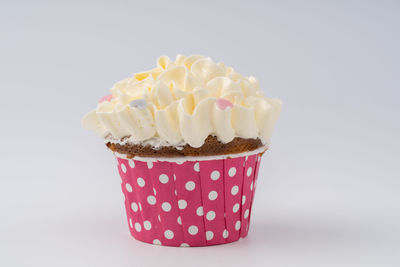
{"left": 115, "top": 149, "right": 264, "bottom": 247}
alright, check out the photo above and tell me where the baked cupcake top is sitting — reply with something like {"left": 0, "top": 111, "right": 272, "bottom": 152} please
{"left": 82, "top": 55, "right": 282, "bottom": 149}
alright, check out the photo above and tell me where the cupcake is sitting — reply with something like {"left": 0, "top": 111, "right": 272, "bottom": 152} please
{"left": 82, "top": 55, "right": 282, "bottom": 247}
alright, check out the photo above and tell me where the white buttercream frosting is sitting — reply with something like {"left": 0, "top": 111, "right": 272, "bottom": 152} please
{"left": 82, "top": 55, "right": 282, "bottom": 148}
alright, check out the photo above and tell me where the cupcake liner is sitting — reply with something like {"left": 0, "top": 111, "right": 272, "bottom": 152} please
{"left": 116, "top": 150, "right": 263, "bottom": 247}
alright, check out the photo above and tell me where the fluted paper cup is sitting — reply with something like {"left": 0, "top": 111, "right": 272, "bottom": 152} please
{"left": 115, "top": 148, "right": 264, "bottom": 247}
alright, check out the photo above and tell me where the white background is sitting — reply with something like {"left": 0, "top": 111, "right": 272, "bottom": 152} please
{"left": 1, "top": 1, "right": 399, "bottom": 266}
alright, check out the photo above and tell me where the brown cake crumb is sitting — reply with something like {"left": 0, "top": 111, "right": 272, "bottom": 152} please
{"left": 106, "top": 135, "right": 265, "bottom": 158}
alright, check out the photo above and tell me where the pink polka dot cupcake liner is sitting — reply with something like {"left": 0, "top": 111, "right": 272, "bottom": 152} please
{"left": 116, "top": 150, "right": 263, "bottom": 247}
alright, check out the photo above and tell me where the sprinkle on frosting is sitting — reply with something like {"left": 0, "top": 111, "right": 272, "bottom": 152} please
{"left": 98, "top": 94, "right": 113, "bottom": 103}
{"left": 216, "top": 98, "right": 233, "bottom": 110}
{"left": 129, "top": 99, "right": 147, "bottom": 109}
{"left": 82, "top": 55, "right": 282, "bottom": 148}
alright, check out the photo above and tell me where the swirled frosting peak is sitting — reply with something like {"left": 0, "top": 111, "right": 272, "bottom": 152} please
{"left": 82, "top": 55, "right": 282, "bottom": 148}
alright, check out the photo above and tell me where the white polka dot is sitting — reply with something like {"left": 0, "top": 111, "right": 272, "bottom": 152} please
{"left": 131, "top": 202, "right": 138, "bottom": 212}
{"left": 174, "top": 189, "right": 177, "bottom": 196}
{"left": 245, "top": 156, "right": 249, "bottom": 161}
{"left": 147, "top": 195, "right": 156, "bottom": 205}
{"left": 244, "top": 209, "right": 250, "bottom": 219}
{"left": 139, "top": 202, "right": 142, "bottom": 211}
{"left": 242, "top": 195, "right": 246, "bottom": 205}
{"left": 185, "top": 181, "right": 196, "bottom": 191}
{"left": 231, "top": 185, "right": 239, "bottom": 195}
{"left": 233, "top": 203, "right": 240, "bottom": 213}
{"left": 194, "top": 162, "right": 200, "bottom": 172}
{"left": 235, "top": 221, "right": 241, "bottom": 230}
{"left": 137, "top": 177, "right": 145, "bottom": 187}
{"left": 162, "top": 202, "right": 171, "bottom": 212}
{"left": 173, "top": 174, "right": 176, "bottom": 181}
{"left": 223, "top": 229, "right": 229, "bottom": 238}
{"left": 228, "top": 167, "right": 237, "bottom": 177}
{"left": 159, "top": 174, "right": 169, "bottom": 184}
{"left": 206, "top": 231, "right": 214, "bottom": 240}
{"left": 196, "top": 206, "right": 204, "bottom": 216}
{"left": 164, "top": 230, "right": 174, "bottom": 239}
{"left": 177, "top": 216, "right": 182, "bottom": 225}
{"left": 250, "top": 181, "right": 254, "bottom": 191}
{"left": 135, "top": 222, "right": 142, "bottom": 232}
{"left": 128, "top": 160, "right": 135, "bottom": 168}
{"left": 210, "top": 170, "right": 220, "bottom": 181}
{"left": 188, "top": 225, "right": 198, "bottom": 235}
{"left": 153, "top": 239, "right": 161, "bottom": 245}
{"left": 247, "top": 167, "right": 253, "bottom": 177}
{"left": 129, "top": 218, "right": 133, "bottom": 228}
{"left": 147, "top": 161, "right": 153, "bottom": 169}
{"left": 180, "top": 243, "right": 190, "bottom": 247}
{"left": 208, "top": 191, "right": 218, "bottom": 200}
{"left": 178, "top": 199, "right": 187, "bottom": 209}
{"left": 206, "top": 210, "right": 216, "bottom": 221}
{"left": 121, "top": 163, "right": 127, "bottom": 173}
{"left": 125, "top": 183, "right": 133, "bottom": 192}
{"left": 153, "top": 188, "right": 157, "bottom": 195}
{"left": 158, "top": 215, "right": 161, "bottom": 222}
{"left": 143, "top": 220, "right": 152, "bottom": 230}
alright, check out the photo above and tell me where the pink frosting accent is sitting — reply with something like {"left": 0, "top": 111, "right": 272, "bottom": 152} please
{"left": 98, "top": 94, "right": 113, "bottom": 103}
{"left": 216, "top": 98, "right": 233, "bottom": 110}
